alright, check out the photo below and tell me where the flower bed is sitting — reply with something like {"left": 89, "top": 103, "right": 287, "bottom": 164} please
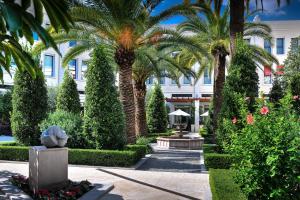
{"left": 10, "top": 175, "right": 93, "bottom": 200}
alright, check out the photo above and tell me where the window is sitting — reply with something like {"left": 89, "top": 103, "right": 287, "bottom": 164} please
{"left": 68, "top": 59, "right": 77, "bottom": 79}
{"left": 264, "top": 66, "right": 272, "bottom": 84}
{"left": 244, "top": 38, "right": 250, "bottom": 44}
{"left": 33, "top": 32, "right": 39, "bottom": 41}
{"left": 204, "top": 68, "right": 212, "bottom": 84}
{"left": 276, "top": 38, "right": 284, "bottom": 54}
{"left": 81, "top": 60, "right": 88, "bottom": 80}
{"left": 69, "top": 41, "right": 77, "bottom": 47}
{"left": 172, "top": 94, "right": 192, "bottom": 98}
{"left": 202, "top": 94, "right": 212, "bottom": 98}
{"left": 159, "top": 77, "right": 165, "bottom": 85}
{"left": 171, "top": 79, "right": 177, "bottom": 85}
{"left": 146, "top": 76, "right": 153, "bottom": 85}
{"left": 44, "top": 55, "right": 55, "bottom": 77}
{"left": 291, "top": 38, "right": 299, "bottom": 51}
{"left": 264, "top": 40, "right": 272, "bottom": 54}
{"left": 183, "top": 75, "right": 192, "bottom": 84}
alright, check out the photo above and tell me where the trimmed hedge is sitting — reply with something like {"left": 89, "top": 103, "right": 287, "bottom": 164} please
{"left": 203, "top": 144, "right": 218, "bottom": 153}
{"left": 0, "top": 142, "right": 17, "bottom": 146}
{"left": 0, "top": 145, "right": 147, "bottom": 167}
{"left": 210, "top": 169, "right": 246, "bottom": 200}
{"left": 204, "top": 153, "right": 234, "bottom": 169}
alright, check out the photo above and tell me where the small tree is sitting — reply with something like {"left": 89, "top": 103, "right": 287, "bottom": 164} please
{"left": 11, "top": 69, "right": 48, "bottom": 145}
{"left": 56, "top": 71, "right": 81, "bottom": 114}
{"left": 84, "top": 46, "right": 126, "bottom": 149}
{"left": 47, "top": 87, "right": 58, "bottom": 113}
{"left": 269, "top": 76, "right": 284, "bottom": 104}
{"left": 147, "top": 83, "right": 168, "bottom": 133}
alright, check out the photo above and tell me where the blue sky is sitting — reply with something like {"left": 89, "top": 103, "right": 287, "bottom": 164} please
{"left": 154, "top": 0, "right": 300, "bottom": 24}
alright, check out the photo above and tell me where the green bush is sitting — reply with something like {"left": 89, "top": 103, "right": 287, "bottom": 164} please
{"left": 0, "top": 145, "right": 146, "bottom": 167}
{"left": 11, "top": 69, "right": 48, "bottom": 146}
{"left": 209, "top": 169, "right": 247, "bottom": 200}
{"left": 269, "top": 76, "right": 284, "bottom": 104}
{"left": 84, "top": 47, "right": 126, "bottom": 149}
{"left": 47, "top": 87, "right": 58, "bottom": 113}
{"left": 0, "top": 141, "right": 17, "bottom": 146}
{"left": 203, "top": 144, "right": 220, "bottom": 153}
{"left": 146, "top": 83, "right": 168, "bottom": 133}
{"left": 0, "top": 90, "right": 12, "bottom": 124}
{"left": 204, "top": 153, "right": 233, "bottom": 169}
{"left": 228, "top": 95, "right": 300, "bottom": 199}
{"left": 126, "top": 144, "right": 148, "bottom": 159}
{"left": 56, "top": 71, "right": 81, "bottom": 114}
{"left": 136, "top": 137, "right": 152, "bottom": 145}
{"left": 39, "top": 111, "right": 86, "bottom": 148}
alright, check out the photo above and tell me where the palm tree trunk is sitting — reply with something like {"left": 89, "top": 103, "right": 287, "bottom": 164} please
{"left": 133, "top": 80, "right": 148, "bottom": 137}
{"left": 212, "top": 53, "right": 227, "bottom": 144}
{"left": 230, "top": 0, "right": 244, "bottom": 55}
{"left": 115, "top": 46, "right": 136, "bottom": 143}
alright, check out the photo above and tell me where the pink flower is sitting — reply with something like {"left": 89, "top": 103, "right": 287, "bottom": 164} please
{"left": 65, "top": 191, "right": 77, "bottom": 197}
{"left": 293, "top": 95, "right": 299, "bottom": 100}
{"left": 232, "top": 117, "right": 237, "bottom": 124}
{"left": 247, "top": 114, "right": 254, "bottom": 125}
{"left": 260, "top": 106, "right": 269, "bottom": 115}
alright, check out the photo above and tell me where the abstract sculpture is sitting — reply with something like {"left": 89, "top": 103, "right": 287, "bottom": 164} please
{"left": 40, "top": 126, "right": 68, "bottom": 148}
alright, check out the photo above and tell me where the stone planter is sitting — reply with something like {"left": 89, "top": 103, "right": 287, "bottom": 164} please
{"left": 157, "top": 137, "right": 204, "bottom": 150}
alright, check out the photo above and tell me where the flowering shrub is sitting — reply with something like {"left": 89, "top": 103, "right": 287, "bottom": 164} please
{"left": 227, "top": 95, "right": 300, "bottom": 199}
{"left": 10, "top": 175, "right": 93, "bottom": 200}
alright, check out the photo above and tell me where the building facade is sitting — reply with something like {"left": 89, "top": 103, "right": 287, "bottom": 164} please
{"left": 2, "top": 19, "right": 300, "bottom": 132}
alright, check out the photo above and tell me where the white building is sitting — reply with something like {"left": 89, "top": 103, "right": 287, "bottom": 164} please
{"left": 2, "top": 19, "right": 300, "bottom": 132}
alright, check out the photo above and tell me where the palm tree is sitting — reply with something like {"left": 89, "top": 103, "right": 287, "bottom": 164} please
{"left": 133, "top": 47, "right": 194, "bottom": 136}
{"left": 158, "top": 0, "right": 278, "bottom": 142}
{"left": 0, "top": 0, "right": 72, "bottom": 79}
{"left": 33, "top": 0, "right": 195, "bottom": 143}
{"left": 230, "top": 0, "right": 290, "bottom": 55}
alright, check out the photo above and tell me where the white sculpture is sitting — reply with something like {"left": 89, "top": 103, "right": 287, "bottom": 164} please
{"left": 40, "top": 126, "right": 68, "bottom": 148}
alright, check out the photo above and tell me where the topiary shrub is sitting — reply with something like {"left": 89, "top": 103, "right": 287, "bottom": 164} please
{"left": 84, "top": 46, "right": 126, "bottom": 150}
{"left": 269, "top": 76, "right": 284, "bottom": 104}
{"left": 11, "top": 69, "right": 48, "bottom": 146}
{"left": 39, "top": 110, "right": 86, "bottom": 148}
{"left": 146, "top": 83, "right": 167, "bottom": 133}
{"left": 56, "top": 71, "right": 81, "bottom": 114}
{"left": 204, "top": 153, "right": 234, "bottom": 169}
{"left": 217, "top": 39, "right": 258, "bottom": 150}
{"left": 47, "top": 87, "right": 58, "bottom": 113}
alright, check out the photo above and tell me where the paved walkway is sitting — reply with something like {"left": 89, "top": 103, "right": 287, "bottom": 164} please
{"left": 0, "top": 146, "right": 211, "bottom": 200}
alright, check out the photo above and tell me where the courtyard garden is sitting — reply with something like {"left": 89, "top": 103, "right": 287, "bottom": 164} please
{"left": 0, "top": 0, "right": 299, "bottom": 199}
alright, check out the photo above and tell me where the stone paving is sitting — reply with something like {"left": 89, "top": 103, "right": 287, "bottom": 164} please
{"left": 0, "top": 146, "right": 211, "bottom": 200}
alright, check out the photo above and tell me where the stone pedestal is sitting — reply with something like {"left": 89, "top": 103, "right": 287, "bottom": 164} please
{"left": 29, "top": 146, "right": 68, "bottom": 193}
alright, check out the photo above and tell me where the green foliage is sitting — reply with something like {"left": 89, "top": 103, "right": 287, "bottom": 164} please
{"left": 204, "top": 153, "right": 234, "bottom": 169}
{"left": 47, "top": 87, "right": 58, "bottom": 113}
{"left": 136, "top": 137, "right": 153, "bottom": 146}
{"left": 11, "top": 69, "right": 48, "bottom": 146}
{"left": 56, "top": 71, "right": 81, "bottom": 114}
{"left": 228, "top": 95, "right": 300, "bottom": 200}
{"left": 39, "top": 111, "right": 86, "bottom": 149}
{"left": 269, "top": 76, "right": 284, "bottom": 104}
{"left": 217, "top": 40, "right": 259, "bottom": 150}
{"left": 147, "top": 83, "right": 168, "bottom": 133}
{"left": 0, "top": 145, "right": 147, "bottom": 167}
{"left": 290, "top": 74, "right": 300, "bottom": 114}
{"left": 203, "top": 144, "right": 221, "bottom": 153}
{"left": 126, "top": 144, "right": 148, "bottom": 159}
{"left": 0, "top": 91, "right": 12, "bottom": 124}
{"left": 209, "top": 169, "right": 247, "bottom": 200}
{"left": 84, "top": 47, "right": 125, "bottom": 149}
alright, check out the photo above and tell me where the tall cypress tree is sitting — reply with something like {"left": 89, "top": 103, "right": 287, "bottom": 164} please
{"left": 146, "top": 83, "right": 168, "bottom": 133}
{"left": 269, "top": 76, "right": 284, "bottom": 104}
{"left": 217, "top": 39, "right": 259, "bottom": 149}
{"left": 11, "top": 68, "right": 48, "bottom": 145}
{"left": 84, "top": 46, "right": 126, "bottom": 149}
{"left": 56, "top": 70, "right": 81, "bottom": 114}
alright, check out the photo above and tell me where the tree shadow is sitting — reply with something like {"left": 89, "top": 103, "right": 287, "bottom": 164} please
{"left": 102, "top": 193, "right": 125, "bottom": 200}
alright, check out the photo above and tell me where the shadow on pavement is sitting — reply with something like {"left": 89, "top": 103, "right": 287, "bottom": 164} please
{"left": 102, "top": 193, "right": 125, "bottom": 200}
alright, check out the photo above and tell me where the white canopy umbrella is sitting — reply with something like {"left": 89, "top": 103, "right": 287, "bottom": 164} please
{"left": 168, "top": 109, "right": 190, "bottom": 133}
{"left": 168, "top": 109, "right": 190, "bottom": 117}
{"left": 200, "top": 111, "right": 209, "bottom": 117}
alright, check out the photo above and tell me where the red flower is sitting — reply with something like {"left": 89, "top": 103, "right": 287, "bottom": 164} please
{"left": 293, "top": 95, "right": 299, "bottom": 100}
{"left": 232, "top": 117, "right": 237, "bottom": 124}
{"left": 260, "top": 106, "right": 269, "bottom": 115}
{"left": 65, "top": 191, "right": 77, "bottom": 197}
{"left": 246, "top": 114, "right": 254, "bottom": 125}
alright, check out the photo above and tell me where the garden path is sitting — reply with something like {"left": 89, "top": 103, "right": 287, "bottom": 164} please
{"left": 0, "top": 146, "right": 211, "bottom": 200}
